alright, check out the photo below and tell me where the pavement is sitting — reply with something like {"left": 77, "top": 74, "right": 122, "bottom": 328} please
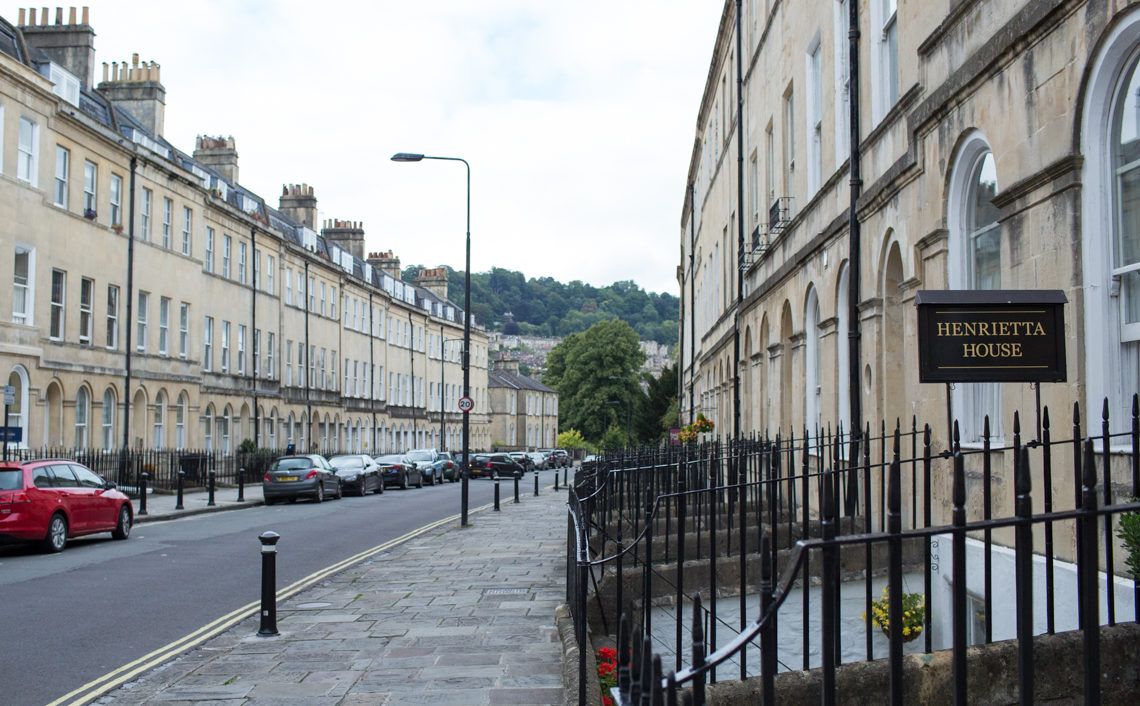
{"left": 95, "top": 475, "right": 572, "bottom": 706}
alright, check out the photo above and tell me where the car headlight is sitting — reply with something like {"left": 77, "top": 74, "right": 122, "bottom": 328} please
{"left": 340, "top": 471, "right": 360, "bottom": 479}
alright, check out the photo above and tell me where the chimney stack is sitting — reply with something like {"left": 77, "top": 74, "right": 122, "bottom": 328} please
{"left": 97, "top": 52, "right": 166, "bottom": 136}
{"left": 19, "top": 6, "right": 96, "bottom": 88}
{"left": 279, "top": 183, "right": 318, "bottom": 229}
{"left": 193, "top": 136, "right": 239, "bottom": 184}
{"left": 367, "top": 251, "right": 402, "bottom": 280}
{"left": 493, "top": 353, "right": 520, "bottom": 374}
{"left": 415, "top": 267, "right": 450, "bottom": 302}
{"left": 322, "top": 219, "right": 366, "bottom": 260}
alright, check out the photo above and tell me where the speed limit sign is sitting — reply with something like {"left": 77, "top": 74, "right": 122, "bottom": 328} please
{"left": 457, "top": 396, "right": 474, "bottom": 412}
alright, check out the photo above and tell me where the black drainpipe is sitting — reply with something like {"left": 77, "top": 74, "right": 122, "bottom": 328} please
{"left": 689, "top": 184, "right": 696, "bottom": 425}
{"left": 847, "top": 0, "right": 864, "bottom": 444}
{"left": 733, "top": 0, "right": 745, "bottom": 459}
{"left": 304, "top": 260, "right": 312, "bottom": 451}
{"left": 250, "top": 227, "right": 258, "bottom": 447}
{"left": 370, "top": 291, "right": 376, "bottom": 453}
{"left": 120, "top": 155, "right": 137, "bottom": 476}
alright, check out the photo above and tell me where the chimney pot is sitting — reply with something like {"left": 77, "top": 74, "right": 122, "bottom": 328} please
{"left": 69, "top": 7, "right": 76, "bottom": 24}
{"left": 18, "top": 8, "right": 25, "bottom": 24}
{"left": 101, "top": 61, "right": 107, "bottom": 82}
{"left": 40, "top": 7, "right": 47, "bottom": 26}
{"left": 28, "top": 8, "right": 36, "bottom": 25}
{"left": 55, "top": 7, "right": 62, "bottom": 24}
{"left": 82, "top": 6, "right": 88, "bottom": 24}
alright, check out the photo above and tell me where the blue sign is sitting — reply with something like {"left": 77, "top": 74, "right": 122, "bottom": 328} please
{"left": 0, "top": 427, "right": 23, "bottom": 443}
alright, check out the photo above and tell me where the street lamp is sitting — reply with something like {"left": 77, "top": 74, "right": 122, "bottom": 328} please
{"left": 392, "top": 152, "right": 473, "bottom": 527}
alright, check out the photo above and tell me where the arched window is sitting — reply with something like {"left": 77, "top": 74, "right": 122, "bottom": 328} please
{"left": 5, "top": 367, "right": 29, "bottom": 450}
{"left": 101, "top": 388, "right": 116, "bottom": 450}
{"left": 204, "top": 404, "right": 215, "bottom": 451}
{"left": 75, "top": 387, "right": 90, "bottom": 447}
{"left": 948, "top": 131, "right": 1003, "bottom": 442}
{"left": 175, "top": 393, "right": 187, "bottom": 450}
{"left": 218, "top": 405, "right": 231, "bottom": 453}
{"left": 804, "top": 287, "right": 822, "bottom": 435}
{"left": 152, "top": 391, "right": 166, "bottom": 448}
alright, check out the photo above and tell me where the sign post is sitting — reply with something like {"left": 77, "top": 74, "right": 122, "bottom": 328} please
{"left": 915, "top": 290, "right": 1067, "bottom": 441}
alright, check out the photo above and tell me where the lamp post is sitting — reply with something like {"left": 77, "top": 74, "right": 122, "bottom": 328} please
{"left": 392, "top": 152, "right": 472, "bottom": 527}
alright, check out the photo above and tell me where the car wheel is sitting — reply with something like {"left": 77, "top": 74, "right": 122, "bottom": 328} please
{"left": 358, "top": 480, "right": 367, "bottom": 497}
{"left": 43, "top": 513, "right": 68, "bottom": 553}
{"left": 416, "top": 472, "right": 424, "bottom": 489}
{"left": 315, "top": 483, "right": 324, "bottom": 503}
{"left": 112, "top": 505, "right": 132, "bottom": 540}
{"left": 377, "top": 478, "right": 384, "bottom": 495}
{"left": 334, "top": 480, "right": 343, "bottom": 500}
{"left": 400, "top": 472, "right": 408, "bottom": 490}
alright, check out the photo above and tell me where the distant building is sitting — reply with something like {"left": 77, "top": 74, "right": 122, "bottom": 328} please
{"left": 0, "top": 8, "right": 491, "bottom": 454}
{"left": 487, "top": 354, "right": 558, "bottom": 450}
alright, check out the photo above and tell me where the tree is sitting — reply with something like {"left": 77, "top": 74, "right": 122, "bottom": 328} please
{"left": 557, "top": 428, "right": 588, "bottom": 450}
{"left": 636, "top": 363, "right": 678, "bottom": 443}
{"left": 543, "top": 319, "right": 645, "bottom": 443}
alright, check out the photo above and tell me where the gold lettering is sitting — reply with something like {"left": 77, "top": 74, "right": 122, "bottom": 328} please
{"left": 1032, "top": 322, "right": 1045, "bottom": 335}
{"left": 1010, "top": 342, "right": 1022, "bottom": 357}
{"left": 937, "top": 322, "right": 951, "bottom": 336}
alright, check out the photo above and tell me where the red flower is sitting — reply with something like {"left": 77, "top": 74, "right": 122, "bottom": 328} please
{"left": 602, "top": 696, "right": 614, "bottom": 706}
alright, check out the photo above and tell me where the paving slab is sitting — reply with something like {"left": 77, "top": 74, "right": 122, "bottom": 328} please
{"left": 99, "top": 484, "right": 569, "bottom": 705}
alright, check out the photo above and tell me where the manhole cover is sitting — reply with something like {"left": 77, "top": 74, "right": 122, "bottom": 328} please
{"left": 484, "top": 588, "right": 528, "bottom": 595}
{"left": 296, "top": 602, "right": 332, "bottom": 609}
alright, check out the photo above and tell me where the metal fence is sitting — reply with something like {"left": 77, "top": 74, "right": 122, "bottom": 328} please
{"left": 4, "top": 446, "right": 289, "bottom": 494}
{"left": 566, "top": 396, "right": 1140, "bottom": 705}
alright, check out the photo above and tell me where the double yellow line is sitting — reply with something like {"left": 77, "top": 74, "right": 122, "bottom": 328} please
{"left": 49, "top": 506, "right": 490, "bottom": 706}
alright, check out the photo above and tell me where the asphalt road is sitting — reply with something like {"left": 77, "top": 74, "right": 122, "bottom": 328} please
{"left": 0, "top": 477, "right": 509, "bottom": 706}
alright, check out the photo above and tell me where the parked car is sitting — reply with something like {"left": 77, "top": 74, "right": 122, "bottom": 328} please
{"left": 263, "top": 454, "right": 342, "bottom": 504}
{"left": 375, "top": 454, "right": 423, "bottom": 489}
{"left": 434, "top": 451, "right": 459, "bottom": 482}
{"left": 507, "top": 451, "right": 532, "bottom": 472}
{"left": 467, "top": 453, "right": 525, "bottom": 479}
{"left": 406, "top": 448, "right": 443, "bottom": 485}
{"left": 328, "top": 454, "right": 383, "bottom": 496}
{"left": 0, "top": 458, "right": 133, "bottom": 553}
{"left": 526, "top": 451, "right": 548, "bottom": 470}
{"left": 548, "top": 449, "right": 571, "bottom": 468}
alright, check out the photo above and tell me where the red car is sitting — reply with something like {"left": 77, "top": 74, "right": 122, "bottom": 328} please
{"left": 0, "top": 459, "right": 133, "bottom": 553}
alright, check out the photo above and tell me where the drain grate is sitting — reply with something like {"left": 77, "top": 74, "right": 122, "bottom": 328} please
{"left": 484, "top": 588, "right": 528, "bottom": 595}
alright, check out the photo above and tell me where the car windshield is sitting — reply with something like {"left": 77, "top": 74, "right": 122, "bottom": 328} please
{"left": 0, "top": 469, "right": 22, "bottom": 490}
{"left": 272, "top": 458, "right": 311, "bottom": 471}
{"left": 330, "top": 456, "right": 363, "bottom": 469}
{"left": 376, "top": 455, "right": 403, "bottom": 464}
{"left": 406, "top": 451, "right": 433, "bottom": 462}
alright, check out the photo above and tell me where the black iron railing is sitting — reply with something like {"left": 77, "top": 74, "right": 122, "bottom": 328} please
{"left": 567, "top": 396, "right": 1140, "bottom": 705}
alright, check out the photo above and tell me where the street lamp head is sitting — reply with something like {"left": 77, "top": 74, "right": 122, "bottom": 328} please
{"left": 391, "top": 152, "right": 424, "bottom": 162}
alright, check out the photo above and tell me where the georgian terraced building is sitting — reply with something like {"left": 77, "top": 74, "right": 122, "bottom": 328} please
{"left": 0, "top": 8, "right": 491, "bottom": 455}
{"left": 679, "top": 0, "right": 1140, "bottom": 454}
{"left": 487, "top": 355, "right": 558, "bottom": 451}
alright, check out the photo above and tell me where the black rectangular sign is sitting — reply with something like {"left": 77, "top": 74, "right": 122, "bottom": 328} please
{"left": 915, "top": 290, "right": 1067, "bottom": 383}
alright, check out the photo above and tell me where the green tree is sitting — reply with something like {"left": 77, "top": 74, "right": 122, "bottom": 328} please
{"left": 543, "top": 319, "right": 645, "bottom": 443}
{"left": 602, "top": 424, "right": 627, "bottom": 450}
{"left": 557, "top": 428, "right": 588, "bottom": 450}
{"left": 636, "top": 363, "right": 678, "bottom": 443}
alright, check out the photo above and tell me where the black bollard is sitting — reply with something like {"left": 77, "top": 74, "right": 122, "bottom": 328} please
{"left": 534, "top": 472, "right": 539, "bottom": 496}
{"left": 258, "top": 531, "right": 280, "bottom": 636}
{"left": 139, "top": 472, "right": 149, "bottom": 516}
{"left": 494, "top": 476, "right": 501, "bottom": 511}
{"left": 514, "top": 471, "right": 520, "bottom": 503}
{"left": 554, "top": 470, "right": 560, "bottom": 491}
{"left": 175, "top": 469, "right": 185, "bottom": 510}
{"left": 207, "top": 470, "right": 217, "bottom": 507}
{"left": 562, "top": 467, "right": 567, "bottom": 489}
{"left": 237, "top": 466, "right": 245, "bottom": 502}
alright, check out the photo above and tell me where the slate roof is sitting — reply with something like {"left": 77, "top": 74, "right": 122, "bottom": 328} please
{"left": 488, "top": 369, "right": 554, "bottom": 393}
{"left": 2, "top": 15, "right": 472, "bottom": 327}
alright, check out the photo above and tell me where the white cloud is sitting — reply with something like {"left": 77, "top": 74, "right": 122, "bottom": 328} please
{"left": 11, "top": 0, "right": 722, "bottom": 294}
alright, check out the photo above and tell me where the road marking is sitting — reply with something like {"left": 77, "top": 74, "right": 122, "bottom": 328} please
{"left": 48, "top": 503, "right": 492, "bottom": 706}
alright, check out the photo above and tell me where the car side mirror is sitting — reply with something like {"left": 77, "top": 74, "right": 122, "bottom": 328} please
{"left": 104, "top": 481, "right": 117, "bottom": 490}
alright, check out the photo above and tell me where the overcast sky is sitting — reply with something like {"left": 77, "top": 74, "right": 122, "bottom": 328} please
{"left": 10, "top": 1, "right": 724, "bottom": 295}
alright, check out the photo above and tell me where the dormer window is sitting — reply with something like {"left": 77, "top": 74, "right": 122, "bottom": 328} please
{"left": 47, "top": 62, "right": 80, "bottom": 107}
